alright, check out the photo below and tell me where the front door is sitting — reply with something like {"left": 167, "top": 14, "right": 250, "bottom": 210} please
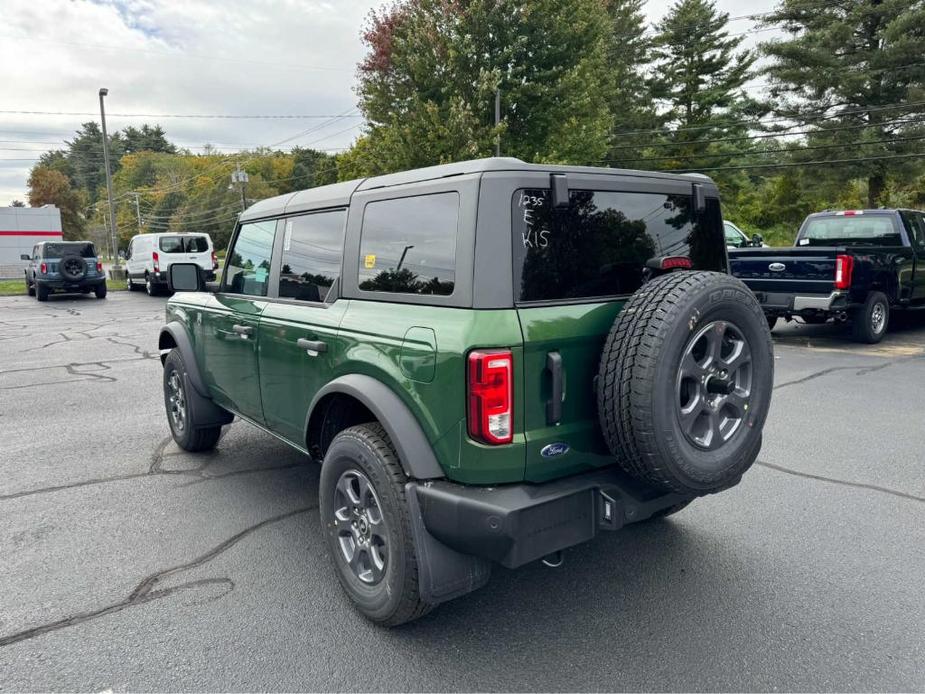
{"left": 200, "top": 219, "right": 277, "bottom": 421}
{"left": 258, "top": 210, "right": 349, "bottom": 445}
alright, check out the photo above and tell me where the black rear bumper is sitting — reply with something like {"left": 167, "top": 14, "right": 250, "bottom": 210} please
{"left": 36, "top": 277, "right": 105, "bottom": 291}
{"left": 412, "top": 467, "right": 690, "bottom": 569}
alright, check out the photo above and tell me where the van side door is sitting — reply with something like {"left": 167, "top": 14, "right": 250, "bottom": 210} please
{"left": 199, "top": 219, "right": 276, "bottom": 421}
{"left": 257, "top": 209, "right": 349, "bottom": 446}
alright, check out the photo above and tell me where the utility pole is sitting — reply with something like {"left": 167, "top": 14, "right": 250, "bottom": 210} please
{"left": 231, "top": 165, "right": 249, "bottom": 212}
{"left": 98, "top": 88, "right": 121, "bottom": 271}
{"left": 494, "top": 88, "right": 501, "bottom": 157}
{"left": 129, "top": 192, "right": 142, "bottom": 233}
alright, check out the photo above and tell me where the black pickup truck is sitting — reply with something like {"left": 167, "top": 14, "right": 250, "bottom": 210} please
{"left": 729, "top": 209, "right": 925, "bottom": 343}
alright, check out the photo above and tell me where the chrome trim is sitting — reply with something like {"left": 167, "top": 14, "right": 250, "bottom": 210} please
{"left": 792, "top": 291, "right": 844, "bottom": 311}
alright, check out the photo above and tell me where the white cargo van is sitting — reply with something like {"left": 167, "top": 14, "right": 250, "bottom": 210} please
{"left": 125, "top": 232, "right": 218, "bottom": 295}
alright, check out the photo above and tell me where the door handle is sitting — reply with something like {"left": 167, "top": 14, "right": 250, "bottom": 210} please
{"left": 546, "top": 351, "right": 563, "bottom": 425}
{"left": 232, "top": 324, "right": 254, "bottom": 337}
{"left": 297, "top": 338, "right": 328, "bottom": 355}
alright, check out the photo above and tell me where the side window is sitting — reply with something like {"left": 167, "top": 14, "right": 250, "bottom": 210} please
{"left": 358, "top": 192, "right": 458, "bottom": 296}
{"left": 277, "top": 210, "right": 346, "bottom": 303}
{"left": 724, "top": 223, "right": 745, "bottom": 248}
{"left": 912, "top": 213, "right": 925, "bottom": 252}
{"left": 222, "top": 220, "right": 276, "bottom": 297}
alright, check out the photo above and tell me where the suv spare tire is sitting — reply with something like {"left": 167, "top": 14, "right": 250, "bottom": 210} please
{"left": 597, "top": 271, "right": 773, "bottom": 496}
{"left": 59, "top": 255, "right": 87, "bottom": 281}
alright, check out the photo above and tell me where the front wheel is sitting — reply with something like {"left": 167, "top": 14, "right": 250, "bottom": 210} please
{"left": 25, "top": 274, "right": 35, "bottom": 296}
{"left": 163, "top": 349, "right": 221, "bottom": 451}
{"left": 852, "top": 291, "right": 889, "bottom": 344}
{"left": 319, "top": 423, "right": 432, "bottom": 626}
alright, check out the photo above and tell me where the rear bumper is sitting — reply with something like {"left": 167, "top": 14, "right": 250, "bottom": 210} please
{"left": 754, "top": 290, "right": 849, "bottom": 315}
{"left": 35, "top": 277, "right": 105, "bottom": 290}
{"left": 411, "top": 467, "right": 690, "bottom": 569}
{"left": 151, "top": 270, "right": 215, "bottom": 284}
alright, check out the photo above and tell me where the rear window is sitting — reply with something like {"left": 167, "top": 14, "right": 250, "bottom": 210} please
{"left": 42, "top": 243, "right": 95, "bottom": 258}
{"left": 799, "top": 215, "right": 901, "bottom": 246}
{"left": 512, "top": 189, "right": 725, "bottom": 303}
{"left": 159, "top": 235, "right": 209, "bottom": 253}
{"left": 357, "top": 192, "right": 458, "bottom": 296}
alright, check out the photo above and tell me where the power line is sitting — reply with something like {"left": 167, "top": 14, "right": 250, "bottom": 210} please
{"left": 665, "top": 151, "right": 925, "bottom": 173}
{"left": 0, "top": 109, "right": 364, "bottom": 119}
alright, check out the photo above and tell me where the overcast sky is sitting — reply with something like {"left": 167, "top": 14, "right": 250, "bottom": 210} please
{"left": 0, "top": 0, "right": 777, "bottom": 205}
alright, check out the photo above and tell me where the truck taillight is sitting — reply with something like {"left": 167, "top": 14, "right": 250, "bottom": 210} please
{"left": 40, "top": 262, "right": 47, "bottom": 274}
{"left": 211, "top": 251, "right": 218, "bottom": 270}
{"left": 467, "top": 350, "right": 513, "bottom": 445}
{"left": 152, "top": 251, "right": 160, "bottom": 273}
{"left": 835, "top": 254, "right": 853, "bottom": 289}
{"left": 96, "top": 261, "right": 103, "bottom": 273}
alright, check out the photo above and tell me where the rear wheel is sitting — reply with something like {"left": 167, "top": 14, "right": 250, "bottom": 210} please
{"left": 852, "top": 291, "right": 889, "bottom": 343}
{"left": 320, "top": 423, "right": 432, "bottom": 626}
{"left": 95, "top": 283, "right": 107, "bottom": 299}
{"left": 127, "top": 275, "right": 140, "bottom": 291}
{"left": 36, "top": 283, "right": 49, "bottom": 302}
{"left": 597, "top": 271, "right": 774, "bottom": 496}
{"left": 145, "top": 273, "right": 158, "bottom": 296}
{"left": 163, "top": 349, "right": 222, "bottom": 452}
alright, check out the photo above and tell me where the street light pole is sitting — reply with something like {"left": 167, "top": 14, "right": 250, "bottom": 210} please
{"left": 98, "top": 88, "right": 120, "bottom": 270}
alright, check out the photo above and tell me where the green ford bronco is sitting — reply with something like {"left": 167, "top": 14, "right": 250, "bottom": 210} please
{"left": 159, "top": 158, "right": 773, "bottom": 625}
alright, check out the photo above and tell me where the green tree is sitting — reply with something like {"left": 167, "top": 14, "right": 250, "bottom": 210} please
{"left": 762, "top": 0, "right": 925, "bottom": 207}
{"left": 120, "top": 125, "right": 177, "bottom": 155}
{"left": 9, "top": 200, "right": 25, "bottom": 207}
{"left": 27, "top": 166, "right": 86, "bottom": 240}
{"left": 353, "top": 0, "right": 614, "bottom": 173}
{"left": 648, "top": 0, "right": 757, "bottom": 170}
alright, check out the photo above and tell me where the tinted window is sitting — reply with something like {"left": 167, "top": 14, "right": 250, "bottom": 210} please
{"left": 512, "top": 189, "right": 724, "bottom": 303}
{"left": 42, "top": 243, "right": 95, "bottom": 258}
{"left": 184, "top": 236, "right": 209, "bottom": 253}
{"left": 159, "top": 236, "right": 184, "bottom": 253}
{"left": 223, "top": 221, "right": 276, "bottom": 297}
{"left": 799, "top": 215, "right": 902, "bottom": 246}
{"left": 159, "top": 235, "right": 209, "bottom": 253}
{"left": 277, "top": 210, "right": 346, "bottom": 303}
{"left": 358, "top": 193, "right": 458, "bottom": 296}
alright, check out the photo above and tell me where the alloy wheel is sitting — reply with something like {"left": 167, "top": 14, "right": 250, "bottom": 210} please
{"left": 332, "top": 470, "right": 388, "bottom": 585}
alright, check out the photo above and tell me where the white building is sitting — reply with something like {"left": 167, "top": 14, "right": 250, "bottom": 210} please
{"left": 0, "top": 206, "right": 63, "bottom": 278}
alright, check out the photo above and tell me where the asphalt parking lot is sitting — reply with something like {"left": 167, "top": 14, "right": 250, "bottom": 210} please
{"left": 0, "top": 292, "right": 922, "bottom": 692}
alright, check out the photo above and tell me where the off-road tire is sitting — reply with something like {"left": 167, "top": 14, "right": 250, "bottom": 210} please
{"left": 851, "top": 291, "right": 889, "bottom": 344}
{"left": 597, "top": 271, "right": 774, "bottom": 496}
{"left": 59, "top": 254, "right": 87, "bottom": 281}
{"left": 647, "top": 500, "right": 693, "bottom": 520}
{"left": 95, "top": 283, "right": 107, "bottom": 299}
{"left": 320, "top": 423, "right": 432, "bottom": 627}
{"left": 36, "top": 283, "right": 49, "bottom": 302}
{"left": 25, "top": 275, "right": 35, "bottom": 296}
{"left": 163, "top": 349, "right": 222, "bottom": 452}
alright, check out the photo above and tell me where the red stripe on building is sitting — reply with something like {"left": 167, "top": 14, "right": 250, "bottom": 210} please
{"left": 0, "top": 231, "right": 63, "bottom": 237}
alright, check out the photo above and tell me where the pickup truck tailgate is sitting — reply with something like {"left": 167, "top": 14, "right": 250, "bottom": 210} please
{"left": 729, "top": 247, "right": 838, "bottom": 294}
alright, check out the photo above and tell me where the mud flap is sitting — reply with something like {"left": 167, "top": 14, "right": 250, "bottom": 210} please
{"left": 183, "top": 372, "right": 234, "bottom": 429}
{"left": 405, "top": 482, "right": 491, "bottom": 605}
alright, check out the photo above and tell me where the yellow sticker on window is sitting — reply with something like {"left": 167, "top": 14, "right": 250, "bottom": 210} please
{"left": 364, "top": 254, "right": 376, "bottom": 269}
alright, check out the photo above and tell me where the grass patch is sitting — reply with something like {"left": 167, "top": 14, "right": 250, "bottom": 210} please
{"left": 0, "top": 278, "right": 127, "bottom": 296}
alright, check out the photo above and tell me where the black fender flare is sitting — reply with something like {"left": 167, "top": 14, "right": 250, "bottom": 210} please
{"left": 307, "top": 374, "right": 445, "bottom": 480}
{"left": 159, "top": 322, "right": 209, "bottom": 398}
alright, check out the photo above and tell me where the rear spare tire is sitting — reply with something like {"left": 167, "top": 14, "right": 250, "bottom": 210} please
{"left": 597, "top": 271, "right": 773, "bottom": 496}
{"left": 59, "top": 254, "right": 87, "bottom": 281}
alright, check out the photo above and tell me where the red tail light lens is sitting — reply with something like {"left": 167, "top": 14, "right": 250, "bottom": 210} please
{"left": 40, "top": 262, "right": 47, "bottom": 274}
{"left": 835, "top": 254, "right": 853, "bottom": 289}
{"left": 211, "top": 251, "right": 218, "bottom": 270}
{"left": 467, "top": 350, "right": 513, "bottom": 445}
{"left": 152, "top": 251, "right": 160, "bottom": 273}
{"left": 96, "top": 261, "right": 103, "bottom": 273}
{"left": 659, "top": 256, "right": 692, "bottom": 270}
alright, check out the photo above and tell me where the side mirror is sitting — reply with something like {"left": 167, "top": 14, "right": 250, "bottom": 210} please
{"left": 167, "top": 263, "right": 205, "bottom": 292}
{"left": 751, "top": 233, "right": 764, "bottom": 246}
{"left": 20, "top": 254, "right": 31, "bottom": 261}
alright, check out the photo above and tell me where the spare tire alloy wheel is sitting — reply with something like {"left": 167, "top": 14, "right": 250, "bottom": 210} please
{"left": 676, "top": 321, "right": 752, "bottom": 450}
{"left": 59, "top": 255, "right": 87, "bottom": 281}
{"left": 333, "top": 470, "right": 388, "bottom": 585}
{"left": 597, "top": 271, "right": 774, "bottom": 496}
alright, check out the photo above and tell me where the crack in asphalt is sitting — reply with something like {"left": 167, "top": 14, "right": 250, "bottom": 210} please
{"left": 0, "top": 436, "right": 306, "bottom": 502}
{"left": 0, "top": 506, "right": 315, "bottom": 648}
{"left": 0, "top": 350, "right": 159, "bottom": 391}
{"left": 774, "top": 354, "right": 925, "bottom": 390}
{"left": 756, "top": 460, "right": 924, "bottom": 503}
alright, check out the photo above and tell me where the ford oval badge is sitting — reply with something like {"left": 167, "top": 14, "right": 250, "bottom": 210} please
{"left": 769, "top": 262, "right": 786, "bottom": 272}
{"left": 541, "top": 442, "right": 570, "bottom": 458}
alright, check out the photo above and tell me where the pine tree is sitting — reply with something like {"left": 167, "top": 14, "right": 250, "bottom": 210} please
{"left": 762, "top": 0, "right": 925, "bottom": 207}
{"left": 648, "top": 0, "right": 756, "bottom": 170}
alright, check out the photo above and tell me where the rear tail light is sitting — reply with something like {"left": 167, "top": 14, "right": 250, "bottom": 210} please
{"left": 96, "top": 261, "right": 103, "bottom": 273}
{"left": 152, "top": 251, "right": 160, "bottom": 273}
{"left": 212, "top": 251, "right": 218, "bottom": 270}
{"left": 40, "top": 262, "right": 47, "bottom": 274}
{"left": 467, "top": 350, "right": 513, "bottom": 445}
{"left": 658, "top": 256, "right": 692, "bottom": 270}
{"left": 835, "top": 254, "right": 853, "bottom": 289}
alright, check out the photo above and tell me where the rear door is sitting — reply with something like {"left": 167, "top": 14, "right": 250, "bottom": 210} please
{"left": 512, "top": 179, "right": 726, "bottom": 482}
{"left": 258, "top": 209, "right": 349, "bottom": 445}
{"left": 180, "top": 234, "right": 214, "bottom": 273}
{"left": 199, "top": 220, "right": 276, "bottom": 421}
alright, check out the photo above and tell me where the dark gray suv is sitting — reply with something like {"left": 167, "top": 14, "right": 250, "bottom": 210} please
{"left": 23, "top": 241, "right": 107, "bottom": 301}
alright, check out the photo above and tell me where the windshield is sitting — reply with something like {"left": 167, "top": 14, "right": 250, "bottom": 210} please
{"left": 799, "top": 215, "right": 902, "bottom": 246}
{"left": 42, "top": 243, "right": 95, "bottom": 258}
{"left": 159, "top": 235, "right": 210, "bottom": 253}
